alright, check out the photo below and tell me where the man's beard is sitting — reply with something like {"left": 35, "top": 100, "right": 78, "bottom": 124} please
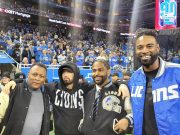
{"left": 63, "top": 79, "right": 73, "bottom": 86}
{"left": 137, "top": 52, "right": 159, "bottom": 68}
{"left": 93, "top": 75, "right": 108, "bottom": 86}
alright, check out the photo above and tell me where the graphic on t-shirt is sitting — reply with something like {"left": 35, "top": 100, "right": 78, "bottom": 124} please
{"left": 102, "top": 94, "right": 121, "bottom": 113}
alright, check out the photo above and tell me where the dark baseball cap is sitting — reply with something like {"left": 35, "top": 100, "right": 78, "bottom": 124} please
{"left": 62, "top": 67, "right": 73, "bottom": 73}
{"left": 14, "top": 72, "right": 26, "bottom": 80}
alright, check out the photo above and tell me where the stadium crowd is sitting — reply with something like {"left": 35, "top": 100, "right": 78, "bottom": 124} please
{"left": 0, "top": 0, "right": 179, "bottom": 65}
{"left": 0, "top": 22, "right": 132, "bottom": 69}
{"left": 0, "top": 0, "right": 180, "bottom": 135}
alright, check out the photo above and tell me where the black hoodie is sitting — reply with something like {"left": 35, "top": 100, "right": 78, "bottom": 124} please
{"left": 47, "top": 62, "right": 93, "bottom": 135}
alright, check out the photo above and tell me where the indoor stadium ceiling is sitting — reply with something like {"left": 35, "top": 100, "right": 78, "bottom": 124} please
{"left": 49, "top": 0, "right": 180, "bottom": 32}
{"left": 4, "top": 0, "right": 180, "bottom": 32}
{"left": 110, "top": 0, "right": 180, "bottom": 31}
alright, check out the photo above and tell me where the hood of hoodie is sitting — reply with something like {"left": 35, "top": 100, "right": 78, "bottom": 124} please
{"left": 58, "top": 62, "right": 80, "bottom": 91}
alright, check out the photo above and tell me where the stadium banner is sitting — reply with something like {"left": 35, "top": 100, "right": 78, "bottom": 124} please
{"left": 93, "top": 27, "right": 110, "bottom": 33}
{"left": 49, "top": 18, "right": 82, "bottom": 28}
{"left": 155, "top": 0, "right": 177, "bottom": 30}
{"left": 0, "top": 7, "right": 31, "bottom": 18}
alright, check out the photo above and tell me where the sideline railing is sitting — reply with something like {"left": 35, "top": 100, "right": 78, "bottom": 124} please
{"left": 0, "top": 50, "right": 19, "bottom": 67}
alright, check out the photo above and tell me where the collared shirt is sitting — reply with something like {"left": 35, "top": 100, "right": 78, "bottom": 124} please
{"left": 95, "top": 85, "right": 101, "bottom": 99}
{"left": 94, "top": 82, "right": 112, "bottom": 98}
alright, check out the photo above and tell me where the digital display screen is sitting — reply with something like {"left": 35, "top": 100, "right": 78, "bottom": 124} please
{"left": 155, "top": 0, "right": 177, "bottom": 30}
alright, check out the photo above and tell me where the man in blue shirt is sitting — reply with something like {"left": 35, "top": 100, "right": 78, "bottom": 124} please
{"left": 128, "top": 28, "right": 180, "bottom": 135}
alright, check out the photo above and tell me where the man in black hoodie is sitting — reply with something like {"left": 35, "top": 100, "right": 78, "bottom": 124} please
{"left": 46, "top": 61, "right": 131, "bottom": 135}
{"left": 47, "top": 62, "right": 93, "bottom": 135}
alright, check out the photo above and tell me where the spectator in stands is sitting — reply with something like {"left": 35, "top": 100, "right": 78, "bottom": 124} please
{"left": 0, "top": 63, "right": 52, "bottom": 135}
{"left": 57, "top": 51, "right": 66, "bottom": 65}
{"left": 79, "top": 59, "right": 132, "bottom": 135}
{"left": 96, "top": 51, "right": 108, "bottom": 61}
{"left": 75, "top": 51, "right": 84, "bottom": 66}
{"left": 78, "top": 75, "right": 87, "bottom": 84}
{"left": 47, "top": 48, "right": 54, "bottom": 60}
{"left": 1, "top": 21, "right": 134, "bottom": 67}
{"left": 121, "top": 41, "right": 129, "bottom": 54}
{"left": 14, "top": 72, "right": 26, "bottom": 83}
{"left": 22, "top": 45, "right": 33, "bottom": 63}
{"left": 40, "top": 49, "right": 51, "bottom": 65}
{"left": 120, "top": 54, "right": 130, "bottom": 68}
{"left": 53, "top": 49, "right": 60, "bottom": 60}
{"left": 35, "top": 46, "right": 43, "bottom": 62}
{"left": 0, "top": 43, "right": 6, "bottom": 51}
{"left": 0, "top": 72, "right": 11, "bottom": 92}
{"left": 121, "top": 70, "right": 131, "bottom": 81}
{"left": 51, "top": 58, "right": 58, "bottom": 65}
{"left": 40, "top": 41, "right": 48, "bottom": 50}
{"left": 30, "top": 57, "right": 36, "bottom": 64}
{"left": 0, "top": 81, "right": 16, "bottom": 124}
{"left": 128, "top": 28, "right": 180, "bottom": 135}
{"left": 67, "top": 51, "right": 75, "bottom": 63}
{"left": 109, "top": 52, "right": 120, "bottom": 68}
{"left": 111, "top": 73, "right": 120, "bottom": 84}
{"left": 93, "top": 46, "right": 100, "bottom": 56}
{"left": 11, "top": 44, "right": 21, "bottom": 63}
{"left": 171, "top": 53, "right": 180, "bottom": 64}
{"left": 21, "top": 57, "right": 29, "bottom": 67}
{"left": 111, "top": 70, "right": 130, "bottom": 86}
{"left": 84, "top": 50, "right": 95, "bottom": 66}
{"left": 50, "top": 58, "right": 59, "bottom": 68}
{"left": 99, "top": 46, "right": 105, "bottom": 54}
{"left": 28, "top": 44, "right": 35, "bottom": 59}
{"left": 65, "top": 45, "right": 71, "bottom": 53}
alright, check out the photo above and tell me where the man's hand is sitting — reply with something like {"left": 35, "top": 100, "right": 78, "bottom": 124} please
{"left": 118, "top": 84, "right": 130, "bottom": 99}
{"left": 114, "top": 118, "right": 129, "bottom": 133}
{"left": 2, "top": 81, "right": 16, "bottom": 95}
{"left": 78, "top": 119, "right": 84, "bottom": 132}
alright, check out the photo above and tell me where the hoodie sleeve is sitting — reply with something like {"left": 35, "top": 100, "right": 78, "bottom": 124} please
{"left": 44, "top": 82, "right": 57, "bottom": 103}
{"left": 0, "top": 92, "right": 9, "bottom": 122}
{"left": 80, "top": 82, "right": 94, "bottom": 95}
